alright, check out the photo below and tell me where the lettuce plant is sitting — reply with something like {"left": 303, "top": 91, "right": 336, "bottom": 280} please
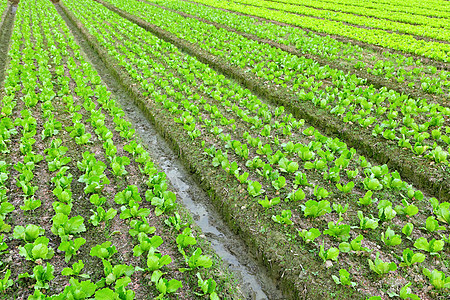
{"left": 319, "top": 243, "right": 339, "bottom": 262}
{"left": 195, "top": 273, "right": 219, "bottom": 300}
{"left": 299, "top": 228, "right": 321, "bottom": 244}
{"left": 400, "top": 248, "right": 425, "bottom": 267}
{"left": 13, "top": 224, "right": 44, "bottom": 242}
{"left": 381, "top": 227, "right": 402, "bottom": 247}
{"left": 324, "top": 218, "right": 350, "bottom": 242}
{"left": 90, "top": 241, "right": 117, "bottom": 260}
{"left": 422, "top": 268, "right": 450, "bottom": 289}
{"left": 272, "top": 210, "right": 293, "bottom": 225}
{"left": 151, "top": 270, "right": 183, "bottom": 300}
{"left": 368, "top": 252, "right": 397, "bottom": 276}
{"left": 414, "top": 237, "right": 444, "bottom": 255}
{"left": 302, "top": 200, "right": 331, "bottom": 218}
{"left": 19, "top": 237, "right": 54, "bottom": 262}
{"left": 332, "top": 268, "right": 356, "bottom": 287}
{"left": 358, "top": 211, "right": 379, "bottom": 230}
{"left": 61, "top": 260, "right": 90, "bottom": 279}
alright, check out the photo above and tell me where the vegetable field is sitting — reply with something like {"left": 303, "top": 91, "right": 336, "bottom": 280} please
{"left": 0, "top": 0, "right": 449, "bottom": 299}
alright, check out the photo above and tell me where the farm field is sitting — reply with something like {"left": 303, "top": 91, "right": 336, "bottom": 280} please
{"left": 0, "top": 0, "right": 449, "bottom": 299}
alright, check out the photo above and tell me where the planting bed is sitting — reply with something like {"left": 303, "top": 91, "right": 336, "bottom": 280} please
{"left": 0, "top": 0, "right": 449, "bottom": 299}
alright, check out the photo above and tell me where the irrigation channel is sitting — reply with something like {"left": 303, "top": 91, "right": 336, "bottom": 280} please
{"left": 55, "top": 3, "right": 284, "bottom": 299}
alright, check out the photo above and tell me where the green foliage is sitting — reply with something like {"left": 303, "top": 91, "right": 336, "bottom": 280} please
{"left": 399, "top": 248, "right": 425, "bottom": 267}
{"left": 19, "top": 237, "right": 54, "bottom": 261}
{"left": 90, "top": 241, "right": 117, "bottom": 260}
{"left": 381, "top": 227, "right": 402, "bottom": 247}
{"left": 151, "top": 270, "right": 182, "bottom": 299}
{"left": 323, "top": 218, "right": 350, "bottom": 241}
{"left": 272, "top": 210, "right": 293, "bottom": 225}
{"left": 58, "top": 237, "right": 86, "bottom": 263}
{"left": 332, "top": 268, "right": 356, "bottom": 287}
{"left": 358, "top": 211, "right": 379, "bottom": 230}
{"left": 258, "top": 196, "right": 280, "bottom": 209}
{"left": 302, "top": 200, "right": 331, "bottom": 218}
{"left": 368, "top": 252, "right": 397, "bottom": 276}
{"left": 423, "top": 268, "right": 450, "bottom": 289}
{"left": 414, "top": 237, "right": 444, "bottom": 255}
{"left": 299, "top": 228, "right": 321, "bottom": 244}
{"left": 319, "top": 243, "right": 339, "bottom": 262}
{"left": 13, "top": 224, "right": 45, "bottom": 242}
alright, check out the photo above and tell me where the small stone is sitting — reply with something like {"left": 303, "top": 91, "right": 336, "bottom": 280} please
{"left": 325, "top": 260, "right": 333, "bottom": 268}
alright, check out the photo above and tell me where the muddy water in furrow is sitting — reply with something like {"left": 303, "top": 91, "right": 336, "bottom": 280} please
{"left": 55, "top": 3, "right": 283, "bottom": 299}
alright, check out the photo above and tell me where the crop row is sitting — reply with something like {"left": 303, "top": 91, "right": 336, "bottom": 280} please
{"left": 147, "top": 0, "right": 449, "bottom": 103}
{"left": 185, "top": 0, "right": 450, "bottom": 62}
{"left": 0, "top": 0, "right": 7, "bottom": 20}
{"left": 336, "top": 0, "right": 450, "bottom": 18}
{"left": 231, "top": 0, "right": 450, "bottom": 42}
{"left": 94, "top": 0, "right": 450, "bottom": 192}
{"left": 261, "top": 0, "right": 450, "bottom": 28}
{"left": 61, "top": 0, "right": 450, "bottom": 298}
{"left": 0, "top": 0, "right": 237, "bottom": 298}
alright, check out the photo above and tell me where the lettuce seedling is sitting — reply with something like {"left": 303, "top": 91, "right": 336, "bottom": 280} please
{"left": 313, "top": 186, "right": 330, "bottom": 200}
{"left": 51, "top": 214, "right": 86, "bottom": 239}
{"left": 102, "top": 260, "right": 135, "bottom": 286}
{"left": 339, "top": 234, "right": 371, "bottom": 253}
{"left": 271, "top": 176, "right": 286, "bottom": 190}
{"left": 414, "top": 237, "right": 444, "bottom": 255}
{"left": 20, "top": 197, "right": 41, "bottom": 211}
{"left": 336, "top": 181, "right": 354, "bottom": 194}
{"left": 129, "top": 220, "right": 156, "bottom": 237}
{"left": 368, "top": 252, "right": 397, "bottom": 276}
{"left": 395, "top": 199, "right": 418, "bottom": 217}
{"left": 90, "top": 241, "right": 117, "bottom": 260}
{"left": 399, "top": 282, "right": 420, "bottom": 300}
{"left": 58, "top": 237, "right": 86, "bottom": 263}
{"left": 62, "top": 260, "right": 90, "bottom": 279}
{"left": 324, "top": 218, "right": 351, "bottom": 242}
{"left": 13, "top": 224, "right": 44, "bottom": 242}
{"left": 424, "top": 216, "right": 446, "bottom": 232}
{"left": 377, "top": 200, "right": 397, "bottom": 221}
{"left": 0, "top": 269, "right": 12, "bottom": 292}
{"left": 195, "top": 273, "right": 219, "bottom": 300}
{"left": 381, "top": 227, "right": 402, "bottom": 247}
{"left": 147, "top": 252, "right": 172, "bottom": 272}
{"left": 402, "top": 223, "right": 414, "bottom": 238}
{"left": 302, "top": 200, "right": 331, "bottom": 218}
{"left": 151, "top": 270, "right": 182, "bottom": 299}
{"left": 176, "top": 228, "right": 197, "bottom": 257}
{"left": 278, "top": 158, "right": 299, "bottom": 173}
{"left": 150, "top": 191, "right": 177, "bottom": 216}
{"left": 319, "top": 243, "right": 339, "bottom": 262}
{"left": 358, "top": 211, "right": 379, "bottom": 230}
{"left": 299, "top": 228, "right": 321, "bottom": 244}
{"left": 272, "top": 210, "right": 293, "bottom": 225}
{"left": 358, "top": 191, "right": 376, "bottom": 206}
{"left": 332, "top": 203, "right": 349, "bottom": 217}
{"left": 400, "top": 248, "right": 425, "bottom": 267}
{"left": 120, "top": 200, "right": 150, "bottom": 220}
{"left": 247, "top": 180, "right": 264, "bottom": 197}
{"left": 293, "top": 172, "right": 311, "bottom": 187}
{"left": 286, "top": 189, "right": 305, "bottom": 202}
{"left": 258, "top": 196, "right": 280, "bottom": 209}
{"left": 116, "top": 185, "right": 142, "bottom": 205}
{"left": 332, "top": 268, "right": 356, "bottom": 287}
{"left": 422, "top": 268, "right": 450, "bottom": 289}
{"left": 19, "top": 236, "right": 54, "bottom": 261}
{"left": 55, "top": 278, "right": 96, "bottom": 299}
{"left": 185, "top": 248, "right": 212, "bottom": 270}
{"left": 19, "top": 262, "right": 54, "bottom": 290}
